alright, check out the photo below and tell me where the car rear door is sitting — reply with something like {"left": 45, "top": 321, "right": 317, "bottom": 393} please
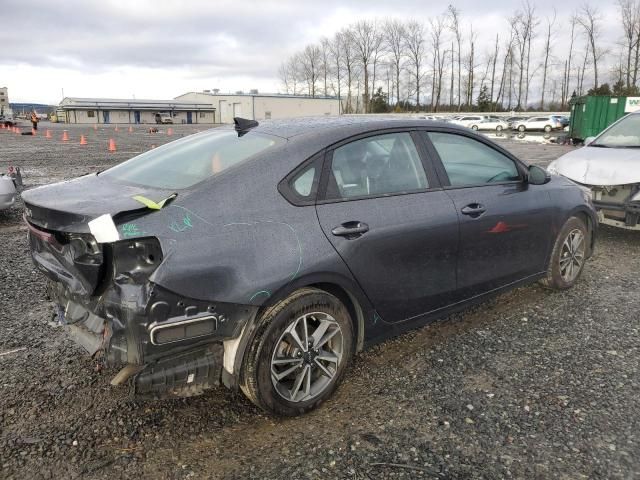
{"left": 315, "top": 130, "right": 459, "bottom": 323}
{"left": 420, "top": 130, "right": 553, "bottom": 299}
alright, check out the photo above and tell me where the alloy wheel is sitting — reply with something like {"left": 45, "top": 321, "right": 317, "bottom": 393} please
{"left": 559, "top": 228, "right": 585, "bottom": 282}
{"left": 271, "top": 312, "right": 344, "bottom": 403}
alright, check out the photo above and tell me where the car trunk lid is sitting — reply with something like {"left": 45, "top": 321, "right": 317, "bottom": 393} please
{"left": 23, "top": 174, "right": 174, "bottom": 296}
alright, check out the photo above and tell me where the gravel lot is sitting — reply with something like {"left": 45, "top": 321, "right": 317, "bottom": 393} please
{"left": 1, "top": 122, "right": 638, "bottom": 479}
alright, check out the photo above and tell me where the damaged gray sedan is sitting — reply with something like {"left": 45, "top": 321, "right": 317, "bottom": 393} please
{"left": 23, "top": 117, "right": 597, "bottom": 416}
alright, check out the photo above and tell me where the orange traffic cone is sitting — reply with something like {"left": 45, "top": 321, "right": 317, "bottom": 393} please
{"left": 108, "top": 138, "right": 116, "bottom": 152}
{"left": 45, "top": 129, "right": 52, "bottom": 138}
{"left": 167, "top": 127, "right": 173, "bottom": 136}
{"left": 80, "top": 135, "right": 87, "bottom": 145}
{"left": 62, "top": 130, "right": 69, "bottom": 141}
{"left": 128, "top": 125, "right": 133, "bottom": 133}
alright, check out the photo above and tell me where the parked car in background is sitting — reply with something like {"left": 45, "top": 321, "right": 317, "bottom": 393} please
{"left": 551, "top": 115, "right": 570, "bottom": 128}
{"left": 0, "top": 174, "right": 16, "bottom": 210}
{"left": 449, "top": 115, "right": 484, "bottom": 128}
{"left": 476, "top": 116, "right": 510, "bottom": 131}
{"left": 506, "top": 116, "right": 527, "bottom": 129}
{"left": 547, "top": 112, "right": 640, "bottom": 231}
{"left": 23, "top": 117, "right": 597, "bottom": 416}
{"left": 450, "top": 115, "right": 509, "bottom": 131}
{"left": 155, "top": 113, "right": 174, "bottom": 124}
{"left": 514, "top": 116, "right": 563, "bottom": 133}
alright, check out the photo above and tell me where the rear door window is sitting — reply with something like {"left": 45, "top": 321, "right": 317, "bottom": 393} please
{"left": 425, "top": 132, "right": 520, "bottom": 186}
{"left": 326, "top": 132, "right": 429, "bottom": 199}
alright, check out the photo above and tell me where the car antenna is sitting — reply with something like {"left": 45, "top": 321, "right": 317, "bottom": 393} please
{"left": 234, "top": 117, "right": 259, "bottom": 137}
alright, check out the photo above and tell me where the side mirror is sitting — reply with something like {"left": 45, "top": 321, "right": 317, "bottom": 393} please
{"left": 528, "top": 165, "right": 551, "bottom": 185}
{"left": 584, "top": 136, "right": 595, "bottom": 146}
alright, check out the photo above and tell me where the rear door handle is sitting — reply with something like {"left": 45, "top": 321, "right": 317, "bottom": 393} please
{"left": 331, "top": 221, "right": 369, "bottom": 238}
{"left": 461, "top": 203, "right": 486, "bottom": 217}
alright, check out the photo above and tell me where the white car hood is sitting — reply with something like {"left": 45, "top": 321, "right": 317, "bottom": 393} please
{"left": 549, "top": 146, "right": 640, "bottom": 185}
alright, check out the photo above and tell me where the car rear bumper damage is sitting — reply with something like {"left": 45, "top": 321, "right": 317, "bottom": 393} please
{"left": 28, "top": 219, "right": 258, "bottom": 398}
{"left": 591, "top": 184, "right": 640, "bottom": 231}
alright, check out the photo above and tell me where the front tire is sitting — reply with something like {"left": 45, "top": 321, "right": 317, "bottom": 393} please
{"left": 541, "top": 216, "right": 589, "bottom": 290}
{"left": 518, "top": 125, "right": 526, "bottom": 132}
{"left": 240, "top": 288, "right": 354, "bottom": 416}
{"left": 471, "top": 125, "right": 479, "bottom": 131}
{"left": 544, "top": 125, "right": 552, "bottom": 133}
{"left": 496, "top": 125, "right": 503, "bottom": 131}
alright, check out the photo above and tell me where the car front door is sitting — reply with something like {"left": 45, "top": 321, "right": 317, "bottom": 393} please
{"left": 316, "top": 131, "right": 460, "bottom": 323}
{"left": 421, "top": 130, "right": 553, "bottom": 299}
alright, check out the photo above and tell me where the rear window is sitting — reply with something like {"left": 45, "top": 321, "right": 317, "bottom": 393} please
{"left": 101, "top": 129, "right": 282, "bottom": 189}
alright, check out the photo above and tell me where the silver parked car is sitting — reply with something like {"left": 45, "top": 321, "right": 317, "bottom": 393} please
{"left": 513, "top": 116, "right": 563, "bottom": 133}
{"left": 547, "top": 112, "right": 640, "bottom": 230}
{"left": 0, "top": 175, "right": 16, "bottom": 210}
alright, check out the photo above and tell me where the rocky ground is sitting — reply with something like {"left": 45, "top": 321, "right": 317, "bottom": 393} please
{"left": 0, "top": 122, "right": 638, "bottom": 479}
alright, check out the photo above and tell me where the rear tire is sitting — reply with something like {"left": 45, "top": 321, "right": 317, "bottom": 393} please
{"left": 544, "top": 125, "right": 552, "bottom": 133}
{"left": 496, "top": 125, "right": 503, "bottom": 131}
{"left": 540, "top": 216, "right": 589, "bottom": 290}
{"left": 240, "top": 288, "right": 354, "bottom": 416}
{"left": 471, "top": 125, "right": 479, "bottom": 131}
{"left": 518, "top": 125, "right": 526, "bottom": 132}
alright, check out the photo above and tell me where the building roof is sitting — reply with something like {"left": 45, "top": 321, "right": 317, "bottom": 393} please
{"left": 176, "top": 92, "right": 339, "bottom": 101}
{"left": 59, "top": 97, "right": 216, "bottom": 111}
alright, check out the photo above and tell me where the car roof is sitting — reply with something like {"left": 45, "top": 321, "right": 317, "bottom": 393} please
{"left": 228, "top": 115, "right": 467, "bottom": 141}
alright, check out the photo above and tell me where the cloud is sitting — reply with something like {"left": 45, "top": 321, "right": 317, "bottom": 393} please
{"left": 0, "top": 0, "right": 625, "bottom": 104}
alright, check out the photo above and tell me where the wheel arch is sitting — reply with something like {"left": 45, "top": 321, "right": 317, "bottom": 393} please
{"left": 225, "top": 275, "right": 369, "bottom": 391}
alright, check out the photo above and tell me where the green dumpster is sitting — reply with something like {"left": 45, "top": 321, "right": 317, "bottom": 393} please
{"left": 569, "top": 95, "right": 632, "bottom": 142}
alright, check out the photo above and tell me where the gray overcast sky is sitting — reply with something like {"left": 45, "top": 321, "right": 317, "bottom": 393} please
{"left": 1, "top": 0, "right": 621, "bottom": 104}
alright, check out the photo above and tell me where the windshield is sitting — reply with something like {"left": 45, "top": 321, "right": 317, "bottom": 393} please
{"left": 592, "top": 114, "right": 640, "bottom": 148}
{"left": 101, "top": 129, "right": 282, "bottom": 189}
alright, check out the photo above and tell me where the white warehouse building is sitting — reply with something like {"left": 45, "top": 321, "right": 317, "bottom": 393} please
{"left": 58, "top": 97, "right": 216, "bottom": 124}
{"left": 175, "top": 91, "right": 340, "bottom": 123}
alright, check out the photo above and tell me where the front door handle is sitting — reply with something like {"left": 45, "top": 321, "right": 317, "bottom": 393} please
{"left": 461, "top": 203, "right": 486, "bottom": 217}
{"left": 331, "top": 221, "right": 369, "bottom": 238}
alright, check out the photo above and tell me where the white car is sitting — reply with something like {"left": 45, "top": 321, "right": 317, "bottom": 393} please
{"left": 547, "top": 112, "right": 640, "bottom": 230}
{"left": 514, "top": 116, "right": 563, "bottom": 133}
{"left": 450, "top": 115, "right": 509, "bottom": 131}
{"left": 0, "top": 175, "right": 16, "bottom": 211}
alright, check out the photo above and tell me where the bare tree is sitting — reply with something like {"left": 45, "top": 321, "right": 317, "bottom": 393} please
{"left": 384, "top": 19, "right": 406, "bottom": 107}
{"left": 447, "top": 5, "right": 463, "bottom": 110}
{"left": 618, "top": 0, "right": 640, "bottom": 88}
{"left": 429, "top": 16, "right": 447, "bottom": 111}
{"left": 327, "top": 33, "right": 343, "bottom": 112}
{"left": 511, "top": 1, "right": 537, "bottom": 110}
{"left": 404, "top": 20, "right": 427, "bottom": 110}
{"left": 351, "top": 20, "right": 379, "bottom": 113}
{"left": 340, "top": 29, "right": 358, "bottom": 113}
{"left": 577, "top": 3, "right": 603, "bottom": 89}
{"left": 299, "top": 44, "right": 322, "bottom": 97}
{"left": 464, "top": 24, "right": 477, "bottom": 107}
{"left": 562, "top": 14, "right": 577, "bottom": 107}
{"left": 279, "top": 57, "right": 301, "bottom": 94}
{"left": 489, "top": 34, "right": 500, "bottom": 110}
{"left": 369, "top": 30, "right": 385, "bottom": 106}
{"left": 320, "top": 37, "right": 330, "bottom": 96}
{"left": 540, "top": 10, "right": 556, "bottom": 109}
